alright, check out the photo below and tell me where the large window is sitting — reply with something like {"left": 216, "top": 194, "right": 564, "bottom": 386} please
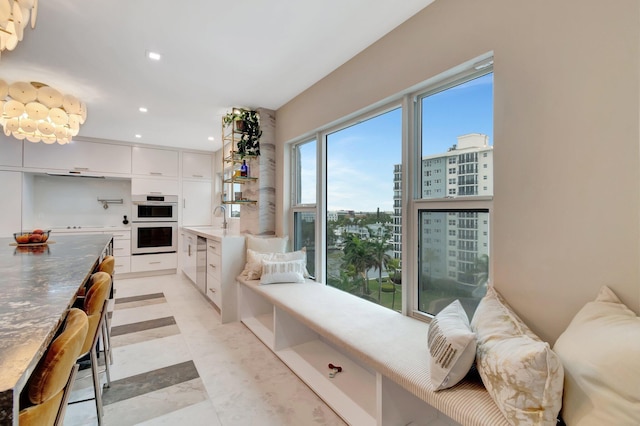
{"left": 289, "top": 58, "right": 493, "bottom": 319}
{"left": 416, "top": 69, "right": 493, "bottom": 317}
{"left": 325, "top": 108, "right": 402, "bottom": 311}
{"left": 292, "top": 140, "right": 317, "bottom": 277}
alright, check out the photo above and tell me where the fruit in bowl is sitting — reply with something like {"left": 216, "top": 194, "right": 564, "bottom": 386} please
{"left": 14, "top": 229, "right": 51, "bottom": 245}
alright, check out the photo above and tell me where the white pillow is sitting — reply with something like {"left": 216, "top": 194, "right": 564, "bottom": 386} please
{"left": 260, "top": 259, "right": 306, "bottom": 285}
{"left": 471, "top": 286, "right": 564, "bottom": 426}
{"left": 246, "top": 235, "right": 288, "bottom": 253}
{"left": 553, "top": 286, "right": 640, "bottom": 426}
{"left": 241, "top": 248, "right": 306, "bottom": 280}
{"left": 427, "top": 299, "right": 476, "bottom": 390}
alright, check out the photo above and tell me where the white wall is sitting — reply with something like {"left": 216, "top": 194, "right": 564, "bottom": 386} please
{"left": 27, "top": 175, "right": 132, "bottom": 230}
{"left": 274, "top": 0, "right": 640, "bottom": 342}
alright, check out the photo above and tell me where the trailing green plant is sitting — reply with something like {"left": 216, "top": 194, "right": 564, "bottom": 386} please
{"left": 222, "top": 108, "right": 262, "bottom": 158}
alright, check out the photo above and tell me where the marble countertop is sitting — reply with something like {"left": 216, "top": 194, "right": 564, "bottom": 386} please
{"left": 0, "top": 234, "right": 112, "bottom": 423}
{"left": 181, "top": 226, "right": 245, "bottom": 241}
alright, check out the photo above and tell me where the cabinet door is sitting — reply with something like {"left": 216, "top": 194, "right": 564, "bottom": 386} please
{"left": 181, "top": 232, "right": 197, "bottom": 283}
{"left": 131, "top": 178, "right": 179, "bottom": 196}
{"left": 24, "top": 140, "right": 132, "bottom": 175}
{"left": 182, "top": 152, "right": 212, "bottom": 179}
{"left": 0, "top": 171, "right": 21, "bottom": 237}
{"left": 182, "top": 181, "right": 212, "bottom": 226}
{"left": 132, "top": 147, "right": 179, "bottom": 177}
{"left": 0, "top": 136, "right": 22, "bottom": 166}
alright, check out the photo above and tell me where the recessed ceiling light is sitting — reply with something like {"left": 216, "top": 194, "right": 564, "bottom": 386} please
{"left": 135, "top": 134, "right": 142, "bottom": 138}
{"left": 208, "top": 136, "right": 214, "bottom": 141}
{"left": 139, "top": 107, "right": 148, "bottom": 113}
{"left": 147, "top": 51, "right": 161, "bottom": 61}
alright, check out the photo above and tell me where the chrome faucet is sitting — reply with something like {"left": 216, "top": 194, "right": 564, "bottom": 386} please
{"left": 213, "top": 205, "right": 227, "bottom": 229}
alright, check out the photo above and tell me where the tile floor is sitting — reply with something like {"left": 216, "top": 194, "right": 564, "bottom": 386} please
{"left": 64, "top": 273, "right": 346, "bottom": 426}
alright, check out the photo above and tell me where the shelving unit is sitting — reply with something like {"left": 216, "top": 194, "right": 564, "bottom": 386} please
{"left": 221, "top": 117, "right": 258, "bottom": 205}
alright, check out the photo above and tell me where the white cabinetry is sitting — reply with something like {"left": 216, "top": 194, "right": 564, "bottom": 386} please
{"left": 131, "top": 178, "right": 179, "bottom": 196}
{"left": 0, "top": 139, "right": 22, "bottom": 167}
{"left": 182, "top": 181, "right": 212, "bottom": 226}
{"left": 181, "top": 230, "right": 197, "bottom": 283}
{"left": 130, "top": 253, "right": 177, "bottom": 272}
{"left": 0, "top": 171, "right": 22, "bottom": 237}
{"left": 23, "top": 140, "right": 132, "bottom": 175}
{"left": 110, "top": 230, "right": 131, "bottom": 274}
{"left": 132, "top": 147, "right": 178, "bottom": 177}
{"left": 182, "top": 152, "right": 212, "bottom": 179}
{"left": 205, "top": 235, "right": 244, "bottom": 323}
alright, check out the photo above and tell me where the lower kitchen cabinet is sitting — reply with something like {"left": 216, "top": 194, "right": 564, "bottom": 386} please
{"left": 131, "top": 252, "right": 178, "bottom": 272}
{"left": 205, "top": 235, "right": 245, "bottom": 323}
{"left": 181, "top": 230, "right": 198, "bottom": 283}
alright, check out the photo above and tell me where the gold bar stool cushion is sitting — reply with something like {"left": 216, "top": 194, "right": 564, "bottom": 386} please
{"left": 19, "top": 308, "right": 89, "bottom": 426}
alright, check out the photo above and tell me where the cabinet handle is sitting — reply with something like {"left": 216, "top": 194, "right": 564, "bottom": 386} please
{"left": 208, "top": 245, "right": 217, "bottom": 250}
{"left": 150, "top": 172, "right": 163, "bottom": 176}
{"left": 73, "top": 167, "right": 89, "bottom": 171}
{"left": 183, "top": 198, "right": 186, "bottom": 208}
{"left": 150, "top": 191, "right": 162, "bottom": 194}
{"left": 149, "top": 261, "right": 161, "bottom": 265}
{"left": 208, "top": 288, "right": 216, "bottom": 293}
{"left": 188, "top": 245, "right": 191, "bottom": 256}
{"left": 192, "top": 174, "right": 203, "bottom": 178}
{"left": 209, "top": 264, "right": 216, "bottom": 268}
{"left": 115, "top": 247, "right": 123, "bottom": 251}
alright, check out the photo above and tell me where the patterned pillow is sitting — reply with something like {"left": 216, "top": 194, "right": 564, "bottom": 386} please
{"left": 241, "top": 248, "right": 306, "bottom": 280}
{"left": 470, "top": 286, "right": 564, "bottom": 425}
{"left": 260, "top": 259, "right": 306, "bottom": 285}
{"left": 553, "top": 286, "right": 640, "bottom": 425}
{"left": 428, "top": 299, "right": 476, "bottom": 390}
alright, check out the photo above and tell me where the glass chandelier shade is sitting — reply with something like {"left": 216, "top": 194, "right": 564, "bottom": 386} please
{"left": 0, "top": 0, "right": 38, "bottom": 58}
{"left": 0, "top": 80, "right": 87, "bottom": 144}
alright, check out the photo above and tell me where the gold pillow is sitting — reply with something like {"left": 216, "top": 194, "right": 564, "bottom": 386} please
{"left": 471, "top": 286, "right": 564, "bottom": 425}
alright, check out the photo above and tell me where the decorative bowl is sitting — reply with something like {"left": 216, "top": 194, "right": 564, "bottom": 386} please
{"left": 13, "top": 230, "right": 51, "bottom": 245}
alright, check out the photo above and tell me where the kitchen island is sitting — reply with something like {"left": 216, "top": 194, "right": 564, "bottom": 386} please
{"left": 0, "top": 234, "right": 113, "bottom": 425}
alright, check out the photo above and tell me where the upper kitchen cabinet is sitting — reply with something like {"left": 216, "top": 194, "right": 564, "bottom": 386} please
{"left": 131, "top": 177, "right": 179, "bottom": 196}
{"left": 0, "top": 139, "right": 22, "bottom": 167}
{"left": 132, "top": 147, "right": 178, "bottom": 177}
{"left": 182, "top": 152, "right": 212, "bottom": 180}
{"left": 0, "top": 171, "right": 22, "bottom": 237}
{"left": 23, "top": 140, "right": 132, "bottom": 175}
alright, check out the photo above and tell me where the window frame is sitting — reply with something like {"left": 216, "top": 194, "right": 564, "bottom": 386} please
{"left": 286, "top": 54, "right": 494, "bottom": 321}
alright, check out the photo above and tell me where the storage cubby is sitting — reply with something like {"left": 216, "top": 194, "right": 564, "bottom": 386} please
{"left": 238, "top": 284, "right": 275, "bottom": 347}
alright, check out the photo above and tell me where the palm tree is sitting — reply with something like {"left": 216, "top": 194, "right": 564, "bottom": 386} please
{"left": 369, "top": 232, "right": 392, "bottom": 301}
{"left": 342, "top": 233, "right": 373, "bottom": 295}
{"left": 387, "top": 258, "right": 401, "bottom": 285}
{"left": 471, "top": 254, "right": 489, "bottom": 298}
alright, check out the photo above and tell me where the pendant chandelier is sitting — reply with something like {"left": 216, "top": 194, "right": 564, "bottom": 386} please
{"left": 0, "top": 0, "right": 38, "bottom": 58}
{"left": 0, "top": 80, "right": 87, "bottom": 144}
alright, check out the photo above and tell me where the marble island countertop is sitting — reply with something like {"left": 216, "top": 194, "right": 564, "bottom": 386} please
{"left": 0, "top": 234, "right": 112, "bottom": 423}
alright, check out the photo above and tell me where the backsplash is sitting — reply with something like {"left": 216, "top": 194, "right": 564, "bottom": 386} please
{"left": 23, "top": 174, "right": 132, "bottom": 230}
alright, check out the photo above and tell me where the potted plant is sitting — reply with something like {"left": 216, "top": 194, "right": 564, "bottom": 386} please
{"left": 223, "top": 108, "right": 262, "bottom": 158}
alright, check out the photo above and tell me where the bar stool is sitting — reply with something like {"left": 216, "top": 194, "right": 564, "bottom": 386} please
{"left": 97, "top": 255, "right": 115, "bottom": 365}
{"left": 71, "top": 272, "right": 112, "bottom": 425}
{"left": 19, "top": 308, "right": 89, "bottom": 426}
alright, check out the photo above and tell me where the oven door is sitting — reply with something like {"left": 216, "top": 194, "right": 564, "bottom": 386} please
{"left": 131, "top": 222, "right": 178, "bottom": 254}
{"left": 132, "top": 202, "right": 178, "bottom": 222}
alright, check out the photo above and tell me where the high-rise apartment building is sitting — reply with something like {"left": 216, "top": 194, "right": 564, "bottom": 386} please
{"left": 393, "top": 133, "right": 492, "bottom": 283}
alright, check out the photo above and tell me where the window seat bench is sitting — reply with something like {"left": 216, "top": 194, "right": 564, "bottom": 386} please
{"left": 236, "top": 278, "right": 508, "bottom": 426}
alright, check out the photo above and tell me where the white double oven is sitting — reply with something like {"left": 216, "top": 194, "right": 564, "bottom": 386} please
{"left": 131, "top": 194, "right": 178, "bottom": 255}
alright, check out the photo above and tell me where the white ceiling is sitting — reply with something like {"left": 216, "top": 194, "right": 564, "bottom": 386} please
{"left": 1, "top": 0, "right": 434, "bottom": 152}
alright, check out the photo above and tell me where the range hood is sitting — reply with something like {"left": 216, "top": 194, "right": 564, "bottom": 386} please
{"left": 46, "top": 171, "right": 105, "bottom": 179}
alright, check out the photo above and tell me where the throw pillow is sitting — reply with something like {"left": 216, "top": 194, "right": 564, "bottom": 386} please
{"left": 241, "top": 248, "right": 307, "bottom": 280}
{"left": 470, "top": 286, "right": 564, "bottom": 426}
{"left": 427, "top": 299, "right": 476, "bottom": 390}
{"left": 246, "top": 235, "right": 288, "bottom": 253}
{"left": 260, "top": 259, "right": 306, "bottom": 285}
{"left": 553, "top": 286, "right": 640, "bottom": 425}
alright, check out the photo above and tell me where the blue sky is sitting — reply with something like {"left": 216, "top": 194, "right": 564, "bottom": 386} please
{"left": 301, "top": 73, "right": 493, "bottom": 212}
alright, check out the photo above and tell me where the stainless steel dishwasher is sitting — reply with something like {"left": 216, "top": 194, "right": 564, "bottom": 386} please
{"left": 196, "top": 236, "right": 207, "bottom": 294}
